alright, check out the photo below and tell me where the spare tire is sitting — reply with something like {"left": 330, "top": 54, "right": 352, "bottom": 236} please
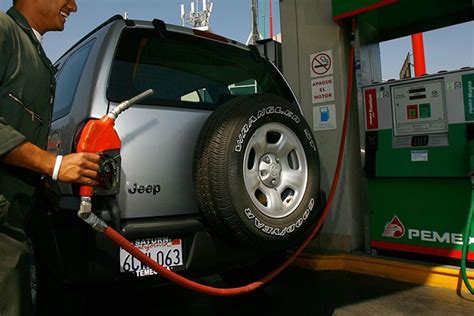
{"left": 193, "top": 94, "right": 321, "bottom": 249}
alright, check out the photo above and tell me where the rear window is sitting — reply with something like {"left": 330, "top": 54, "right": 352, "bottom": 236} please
{"left": 107, "top": 28, "right": 295, "bottom": 110}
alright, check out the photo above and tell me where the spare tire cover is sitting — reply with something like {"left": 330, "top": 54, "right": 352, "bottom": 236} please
{"left": 193, "top": 93, "right": 321, "bottom": 249}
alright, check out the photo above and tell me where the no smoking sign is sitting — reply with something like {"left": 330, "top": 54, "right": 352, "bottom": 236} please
{"left": 310, "top": 50, "right": 333, "bottom": 78}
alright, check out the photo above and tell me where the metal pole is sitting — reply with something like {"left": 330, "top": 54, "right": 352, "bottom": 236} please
{"left": 269, "top": 0, "right": 273, "bottom": 39}
{"left": 250, "top": 0, "right": 260, "bottom": 44}
{"left": 411, "top": 33, "right": 427, "bottom": 76}
{"left": 261, "top": 0, "right": 266, "bottom": 39}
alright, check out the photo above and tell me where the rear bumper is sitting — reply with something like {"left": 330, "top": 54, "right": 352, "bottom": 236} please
{"left": 29, "top": 196, "right": 262, "bottom": 286}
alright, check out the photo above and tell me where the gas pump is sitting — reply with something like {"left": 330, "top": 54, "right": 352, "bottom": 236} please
{"left": 362, "top": 68, "right": 474, "bottom": 262}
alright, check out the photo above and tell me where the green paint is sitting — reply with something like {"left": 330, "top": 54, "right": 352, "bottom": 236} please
{"left": 369, "top": 178, "right": 473, "bottom": 250}
{"left": 352, "top": 0, "right": 473, "bottom": 45}
{"left": 419, "top": 103, "right": 431, "bottom": 118}
{"left": 369, "top": 117, "right": 471, "bottom": 255}
{"left": 375, "top": 124, "right": 468, "bottom": 177}
{"left": 463, "top": 73, "right": 474, "bottom": 121}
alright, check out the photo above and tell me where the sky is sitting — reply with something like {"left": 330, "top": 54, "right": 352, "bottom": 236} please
{"left": 0, "top": 0, "right": 472, "bottom": 80}
{"left": 380, "top": 21, "right": 473, "bottom": 80}
{"left": 0, "top": 0, "right": 280, "bottom": 62}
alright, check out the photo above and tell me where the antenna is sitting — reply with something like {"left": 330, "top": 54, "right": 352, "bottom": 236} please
{"left": 246, "top": 0, "right": 261, "bottom": 45}
{"left": 180, "top": 5, "right": 185, "bottom": 25}
{"left": 180, "top": 0, "right": 213, "bottom": 31}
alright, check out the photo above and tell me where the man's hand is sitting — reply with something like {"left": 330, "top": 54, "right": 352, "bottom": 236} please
{"left": 58, "top": 152, "right": 100, "bottom": 185}
{"left": 2, "top": 141, "right": 101, "bottom": 185}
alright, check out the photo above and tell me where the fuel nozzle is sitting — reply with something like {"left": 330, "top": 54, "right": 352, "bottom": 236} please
{"left": 108, "top": 89, "right": 154, "bottom": 120}
{"left": 77, "top": 89, "right": 154, "bottom": 229}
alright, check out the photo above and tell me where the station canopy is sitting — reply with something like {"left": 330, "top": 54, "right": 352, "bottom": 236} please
{"left": 332, "top": 0, "right": 473, "bottom": 44}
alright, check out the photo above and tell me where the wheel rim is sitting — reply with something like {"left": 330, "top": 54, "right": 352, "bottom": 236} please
{"left": 243, "top": 122, "right": 308, "bottom": 219}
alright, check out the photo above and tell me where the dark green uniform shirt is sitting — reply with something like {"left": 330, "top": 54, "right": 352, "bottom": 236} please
{"left": 0, "top": 9, "right": 56, "bottom": 307}
{"left": 0, "top": 8, "right": 58, "bottom": 315}
{"left": 0, "top": 8, "right": 56, "bottom": 230}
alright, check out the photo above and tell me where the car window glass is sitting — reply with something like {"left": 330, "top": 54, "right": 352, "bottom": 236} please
{"left": 107, "top": 29, "right": 295, "bottom": 110}
{"left": 52, "top": 39, "right": 96, "bottom": 121}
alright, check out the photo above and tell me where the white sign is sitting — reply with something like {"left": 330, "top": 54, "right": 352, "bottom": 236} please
{"left": 310, "top": 50, "right": 333, "bottom": 78}
{"left": 313, "top": 104, "right": 337, "bottom": 131}
{"left": 411, "top": 150, "right": 428, "bottom": 162}
{"left": 311, "top": 76, "right": 335, "bottom": 104}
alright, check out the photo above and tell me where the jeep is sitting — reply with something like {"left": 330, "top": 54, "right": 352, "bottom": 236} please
{"left": 29, "top": 15, "right": 323, "bottom": 310}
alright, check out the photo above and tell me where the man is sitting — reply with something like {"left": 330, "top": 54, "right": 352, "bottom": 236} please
{"left": 0, "top": 0, "right": 100, "bottom": 315}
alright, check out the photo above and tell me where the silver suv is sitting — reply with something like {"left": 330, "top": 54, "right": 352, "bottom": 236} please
{"left": 29, "top": 15, "right": 323, "bottom": 309}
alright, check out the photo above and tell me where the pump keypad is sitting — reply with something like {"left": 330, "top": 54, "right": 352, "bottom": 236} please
{"left": 411, "top": 135, "right": 429, "bottom": 147}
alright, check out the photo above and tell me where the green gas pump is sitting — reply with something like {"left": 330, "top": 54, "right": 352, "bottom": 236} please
{"left": 362, "top": 68, "right": 474, "bottom": 265}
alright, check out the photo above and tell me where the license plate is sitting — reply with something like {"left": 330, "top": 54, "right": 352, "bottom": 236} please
{"left": 119, "top": 237, "right": 183, "bottom": 277}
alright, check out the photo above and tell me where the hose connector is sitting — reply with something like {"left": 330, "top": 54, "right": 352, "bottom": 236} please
{"left": 108, "top": 89, "right": 154, "bottom": 120}
{"left": 78, "top": 196, "right": 108, "bottom": 232}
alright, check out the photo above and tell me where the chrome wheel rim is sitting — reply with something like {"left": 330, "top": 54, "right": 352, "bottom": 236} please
{"left": 243, "top": 122, "right": 308, "bottom": 219}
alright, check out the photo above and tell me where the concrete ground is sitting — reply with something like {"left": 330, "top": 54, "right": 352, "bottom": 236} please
{"left": 72, "top": 267, "right": 474, "bottom": 316}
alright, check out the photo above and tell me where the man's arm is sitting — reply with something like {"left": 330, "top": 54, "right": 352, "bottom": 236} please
{"left": 0, "top": 13, "right": 99, "bottom": 186}
{"left": 2, "top": 141, "right": 100, "bottom": 186}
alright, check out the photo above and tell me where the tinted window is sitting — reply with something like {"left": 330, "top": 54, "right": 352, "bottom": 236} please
{"left": 107, "top": 29, "right": 295, "bottom": 110}
{"left": 52, "top": 39, "right": 95, "bottom": 120}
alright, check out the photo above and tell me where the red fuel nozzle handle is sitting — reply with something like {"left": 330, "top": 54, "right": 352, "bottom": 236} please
{"left": 77, "top": 116, "right": 119, "bottom": 197}
{"left": 77, "top": 89, "right": 154, "bottom": 197}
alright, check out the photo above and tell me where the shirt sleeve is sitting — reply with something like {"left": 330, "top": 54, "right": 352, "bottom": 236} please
{"left": 0, "top": 118, "right": 26, "bottom": 156}
{"left": 0, "top": 13, "right": 10, "bottom": 85}
{"left": 0, "top": 13, "right": 26, "bottom": 157}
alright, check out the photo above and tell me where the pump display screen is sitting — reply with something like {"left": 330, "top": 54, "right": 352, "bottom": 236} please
{"left": 391, "top": 79, "right": 447, "bottom": 136}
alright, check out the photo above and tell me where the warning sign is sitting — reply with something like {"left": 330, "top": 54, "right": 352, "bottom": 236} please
{"left": 311, "top": 76, "right": 335, "bottom": 104}
{"left": 310, "top": 50, "right": 333, "bottom": 78}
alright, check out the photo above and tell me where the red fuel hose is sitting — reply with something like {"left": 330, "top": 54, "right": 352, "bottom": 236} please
{"left": 101, "top": 18, "right": 356, "bottom": 296}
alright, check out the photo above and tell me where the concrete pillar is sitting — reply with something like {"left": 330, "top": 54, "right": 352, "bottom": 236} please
{"left": 280, "top": 0, "right": 365, "bottom": 252}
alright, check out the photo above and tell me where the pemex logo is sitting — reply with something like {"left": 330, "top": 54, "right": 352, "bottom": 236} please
{"left": 382, "top": 215, "right": 405, "bottom": 238}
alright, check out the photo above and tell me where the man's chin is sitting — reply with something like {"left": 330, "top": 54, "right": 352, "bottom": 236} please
{"left": 53, "top": 24, "right": 65, "bottom": 32}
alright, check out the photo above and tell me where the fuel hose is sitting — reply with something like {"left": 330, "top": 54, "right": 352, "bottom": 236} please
{"left": 461, "top": 139, "right": 474, "bottom": 294}
{"left": 84, "top": 17, "right": 357, "bottom": 296}
{"left": 460, "top": 188, "right": 473, "bottom": 294}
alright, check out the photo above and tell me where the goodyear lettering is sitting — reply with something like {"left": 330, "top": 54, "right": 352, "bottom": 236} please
{"left": 287, "top": 224, "right": 295, "bottom": 233}
{"left": 304, "top": 129, "right": 317, "bottom": 152}
{"left": 244, "top": 208, "right": 255, "bottom": 219}
{"left": 295, "top": 218, "right": 303, "bottom": 228}
{"left": 243, "top": 198, "right": 315, "bottom": 236}
{"left": 254, "top": 217, "right": 265, "bottom": 229}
